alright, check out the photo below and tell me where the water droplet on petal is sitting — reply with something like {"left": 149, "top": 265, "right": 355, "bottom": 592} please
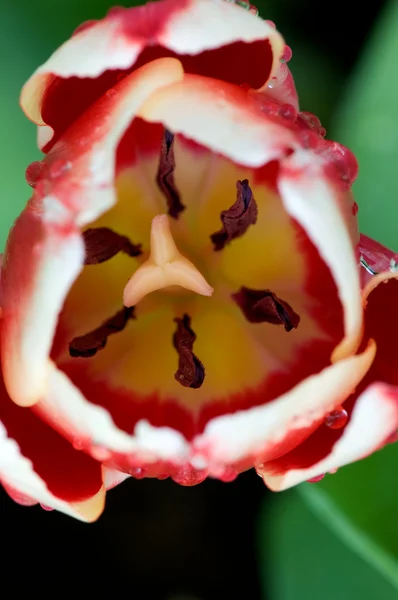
{"left": 157, "top": 473, "right": 169, "bottom": 480}
{"left": 307, "top": 474, "right": 325, "bottom": 483}
{"left": 324, "top": 407, "right": 348, "bottom": 430}
{"left": 48, "top": 159, "right": 71, "bottom": 179}
{"left": 72, "top": 438, "right": 84, "bottom": 451}
{"left": 91, "top": 446, "right": 111, "bottom": 461}
{"left": 265, "top": 19, "right": 276, "bottom": 28}
{"left": 352, "top": 201, "right": 359, "bottom": 216}
{"left": 40, "top": 504, "right": 54, "bottom": 511}
{"left": 219, "top": 467, "right": 238, "bottom": 482}
{"left": 25, "top": 161, "right": 44, "bottom": 187}
{"left": 329, "top": 468, "right": 338, "bottom": 475}
{"left": 279, "top": 103, "right": 297, "bottom": 122}
{"left": 132, "top": 467, "right": 147, "bottom": 479}
{"left": 172, "top": 465, "right": 208, "bottom": 486}
{"left": 281, "top": 45, "right": 292, "bottom": 63}
{"left": 106, "top": 88, "right": 117, "bottom": 99}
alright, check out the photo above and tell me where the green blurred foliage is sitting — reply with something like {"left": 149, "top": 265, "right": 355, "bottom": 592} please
{"left": 296, "top": 1, "right": 398, "bottom": 595}
{"left": 1, "top": 0, "right": 397, "bottom": 597}
{"left": 260, "top": 492, "right": 397, "bottom": 600}
{"left": 301, "top": 443, "right": 398, "bottom": 590}
{"left": 334, "top": 0, "right": 398, "bottom": 249}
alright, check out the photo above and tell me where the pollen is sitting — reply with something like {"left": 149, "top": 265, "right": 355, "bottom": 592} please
{"left": 123, "top": 214, "right": 214, "bottom": 306}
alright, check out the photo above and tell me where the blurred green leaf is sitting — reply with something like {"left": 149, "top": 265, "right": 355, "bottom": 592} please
{"left": 334, "top": 0, "right": 398, "bottom": 250}
{"left": 300, "top": 443, "right": 398, "bottom": 590}
{"left": 259, "top": 490, "right": 397, "bottom": 600}
{"left": 0, "top": 0, "right": 122, "bottom": 250}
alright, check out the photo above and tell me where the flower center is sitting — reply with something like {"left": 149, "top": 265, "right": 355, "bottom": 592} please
{"left": 123, "top": 213, "right": 214, "bottom": 306}
{"left": 63, "top": 127, "right": 306, "bottom": 408}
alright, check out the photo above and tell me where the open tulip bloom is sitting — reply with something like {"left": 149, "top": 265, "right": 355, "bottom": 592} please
{"left": 1, "top": 0, "right": 397, "bottom": 521}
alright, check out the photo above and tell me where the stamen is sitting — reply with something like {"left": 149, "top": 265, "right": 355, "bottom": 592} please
{"left": 69, "top": 306, "right": 135, "bottom": 358}
{"left": 210, "top": 179, "right": 258, "bottom": 251}
{"left": 173, "top": 314, "right": 205, "bottom": 389}
{"left": 232, "top": 286, "right": 300, "bottom": 331}
{"left": 83, "top": 227, "right": 142, "bottom": 265}
{"left": 156, "top": 129, "right": 185, "bottom": 219}
{"left": 123, "top": 214, "right": 213, "bottom": 306}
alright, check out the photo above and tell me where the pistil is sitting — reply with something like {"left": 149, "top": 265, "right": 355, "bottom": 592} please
{"left": 123, "top": 214, "right": 214, "bottom": 306}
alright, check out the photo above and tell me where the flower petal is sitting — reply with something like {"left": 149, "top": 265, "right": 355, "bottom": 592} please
{"left": 34, "top": 361, "right": 191, "bottom": 467}
{"left": 0, "top": 373, "right": 104, "bottom": 521}
{"left": 21, "top": 0, "right": 283, "bottom": 149}
{"left": 257, "top": 382, "right": 398, "bottom": 490}
{"left": 277, "top": 150, "right": 362, "bottom": 362}
{"left": 2, "top": 58, "right": 184, "bottom": 407}
{"left": 138, "top": 73, "right": 298, "bottom": 166}
{"left": 258, "top": 259, "right": 398, "bottom": 489}
{"left": 192, "top": 341, "right": 374, "bottom": 471}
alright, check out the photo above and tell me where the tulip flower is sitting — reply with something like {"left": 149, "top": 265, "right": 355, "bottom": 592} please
{"left": 1, "top": 0, "right": 397, "bottom": 520}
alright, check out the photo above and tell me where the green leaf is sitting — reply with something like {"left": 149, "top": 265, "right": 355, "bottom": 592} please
{"left": 259, "top": 490, "right": 397, "bottom": 600}
{"left": 334, "top": 0, "right": 398, "bottom": 249}
{"left": 300, "top": 443, "right": 398, "bottom": 590}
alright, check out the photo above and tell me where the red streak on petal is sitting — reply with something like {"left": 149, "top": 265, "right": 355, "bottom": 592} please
{"left": 41, "top": 38, "right": 272, "bottom": 153}
{"left": 0, "top": 374, "right": 102, "bottom": 502}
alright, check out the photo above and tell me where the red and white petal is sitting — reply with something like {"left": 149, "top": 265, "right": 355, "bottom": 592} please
{"left": 192, "top": 342, "right": 374, "bottom": 471}
{"left": 257, "top": 382, "right": 398, "bottom": 490}
{"left": 1, "top": 58, "right": 183, "bottom": 407}
{"left": 0, "top": 377, "right": 105, "bottom": 521}
{"left": 278, "top": 150, "right": 362, "bottom": 361}
{"left": 262, "top": 60, "right": 299, "bottom": 110}
{"left": 138, "top": 73, "right": 298, "bottom": 166}
{"left": 21, "top": 0, "right": 283, "bottom": 136}
{"left": 34, "top": 362, "right": 190, "bottom": 468}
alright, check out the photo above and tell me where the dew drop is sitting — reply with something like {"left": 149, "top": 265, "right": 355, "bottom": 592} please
{"left": 352, "top": 201, "right": 359, "bottom": 216}
{"left": 157, "top": 473, "right": 169, "bottom": 480}
{"left": 281, "top": 45, "right": 292, "bottom": 63}
{"left": 324, "top": 406, "right": 348, "bottom": 430}
{"left": 219, "top": 467, "right": 238, "bottom": 482}
{"left": 172, "top": 465, "right": 208, "bottom": 486}
{"left": 265, "top": 19, "right": 276, "bottom": 28}
{"left": 48, "top": 159, "right": 71, "bottom": 179}
{"left": 307, "top": 474, "right": 325, "bottom": 483}
{"left": 72, "top": 438, "right": 84, "bottom": 451}
{"left": 132, "top": 467, "right": 147, "bottom": 479}
{"left": 279, "top": 103, "right": 297, "bottom": 122}
{"left": 25, "top": 161, "right": 44, "bottom": 187}
{"left": 106, "top": 88, "right": 117, "bottom": 99}
{"left": 91, "top": 446, "right": 111, "bottom": 462}
{"left": 40, "top": 504, "right": 54, "bottom": 511}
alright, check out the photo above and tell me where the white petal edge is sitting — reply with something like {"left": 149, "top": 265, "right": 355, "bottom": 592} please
{"left": 36, "top": 362, "right": 191, "bottom": 465}
{"left": 258, "top": 381, "right": 398, "bottom": 490}
{"left": 192, "top": 341, "right": 375, "bottom": 469}
{"left": 2, "top": 58, "right": 185, "bottom": 407}
{"left": 278, "top": 149, "right": 363, "bottom": 361}
{"left": 138, "top": 73, "right": 298, "bottom": 167}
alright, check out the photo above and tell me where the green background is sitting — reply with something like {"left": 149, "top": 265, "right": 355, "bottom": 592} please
{"left": 1, "top": 0, "right": 397, "bottom": 598}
